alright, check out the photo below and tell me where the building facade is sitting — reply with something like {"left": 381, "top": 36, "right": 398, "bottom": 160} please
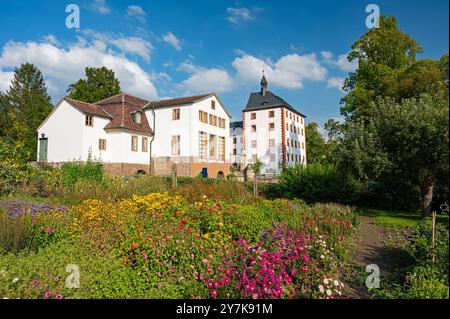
{"left": 229, "top": 121, "right": 243, "bottom": 170}
{"left": 37, "top": 92, "right": 232, "bottom": 178}
{"left": 240, "top": 76, "right": 307, "bottom": 176}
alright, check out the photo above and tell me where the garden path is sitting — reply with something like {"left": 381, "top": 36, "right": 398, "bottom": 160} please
{"left": 346, "top": 216, "right": 406, "bottom": 298}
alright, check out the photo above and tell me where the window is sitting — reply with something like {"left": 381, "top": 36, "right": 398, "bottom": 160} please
{"left": 233, "top": 148, "right": 237, "bottom": 155}
{"left": 233, "top": 137, "right": 237, "bottom": 144}
{"left": 199, "top": 111, "right": 208, "bottom": 123}
{"left": 131, "top": 136, "right": 138, "bottom": 152}
{"left": 209, "top": 115, "right": 218, "bottom": 126}
{"left": 251, "top": 140, "right": 257, "bottom": 148}
{"left": 218, "top": 136, "right": 225, "bottom": 161}
{"left": 171, "top": 135, "right": 180, "bottom": 155}
{"left": 172, "top": 108, "right": 180, "bottom": 120}
{"left": 209, "top": 134, "right": 217, "bottom": 158}
{"left": 295, "top": 140, "right": 298, "bottom": 148}
{"left": 251, "top": 125, "right": 256, "bottom": 133}
{"left": 269, "top": 123, "right": 275, "bottom": 131}
{"left": 286, "top": 152, "right": 289, "bottom": 161}
{"left": 286, "top": 110, "right": 289, "bottom": 117}
{"left": 302, "top": 142, "right": 305, "bottom": 150}
{"left": 98, "top": 139, "right": 106, "bottom": 151}
{"left": 132, "top": 112, "right": 142, "bottom": 124}
{"left": 290, "top": 124, "right": 293, "bottom": 132}
{"left": 269, "top": 139, "right": 275, "bottom": 147}
{"left": 85, "top": 115, "right": 93, "bottom": 127}
{"left": 286, "top": 124, "right": 289, "bottom": 131}
{"left": 269, "top": 110, "right": 275, "bottom": 118}
{"left": 251, "top": 154, "right": 257, "bottom": 162}
{"left": 290, "top": 113, "right": 292, "bottom": 120}
{"left": 301, "top": 117, "right": 304, "bottom": 124}
{"left": 199, "top": 131, "right": 207, "bottom": 159}
{"left": 218, "top": 117, "right": 226, "bottom": 129}
{"left": 295, "top": 154, "right": 298, "bottom": 162}
{"left": 211, "top": 100, "right": 216, "bottom": 110}
{"left": 291, "top": 154, "right": 294, "bottom": 161}
{"left": 301, "top": 129, "right": 304, "bottom": 136}
{"left": 142, "top": 137, "right": 148, "bottom": 152}
{"left": 287, "top": 138, "right": 290, "bottom": 147}
{"left": 251, "top": 112, "right": 256, "bottom": 120}
{"left": 291, "top": 139, "right": 294, "bottom": 147}
{"left": 270, "top": 153, "right": 276, "bottom": 162}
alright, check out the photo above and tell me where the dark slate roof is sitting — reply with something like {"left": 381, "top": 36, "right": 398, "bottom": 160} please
{"left": 230, "top": 121, "right": 243, "bottom": 129}
{"left": 244, "top": 91, "right": 306, "bottom": 117}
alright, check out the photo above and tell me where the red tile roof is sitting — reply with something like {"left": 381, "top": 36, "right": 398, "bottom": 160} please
{"left": 145, "top": 93, "right": 213, "bottom": 108}
{"left": 95, "top": 93, "right": 150, "bottom": 108}
{"left": 64, "top": 98, "right": 113, "bottom": 118}
{"left": 102, "top": 103, "right": 152, "bottom": 135}
{"left": 64, "top": 94, "right": 152, "bottom": 135}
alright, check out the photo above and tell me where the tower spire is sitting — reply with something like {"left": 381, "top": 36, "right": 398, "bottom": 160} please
{"left": 260, "top": 71, "right": 268, "bottom": 96}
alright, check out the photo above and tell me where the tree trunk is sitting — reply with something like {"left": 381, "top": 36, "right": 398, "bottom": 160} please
{"left": 253, "top": 175, "right": 258, "bottom": 196}
{"left": 420, "top": 173, "right": 434, "bottom": 218}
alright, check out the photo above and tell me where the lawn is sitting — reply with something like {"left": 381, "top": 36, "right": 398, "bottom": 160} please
{"left": 356, "top": 208, "right": 422, "bottom": 228}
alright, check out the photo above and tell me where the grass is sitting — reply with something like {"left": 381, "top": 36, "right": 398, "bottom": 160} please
{"left": 356, "top": 208, "right": 422, "bottom": 228}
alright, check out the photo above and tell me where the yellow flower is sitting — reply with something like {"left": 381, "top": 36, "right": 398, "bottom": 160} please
{"left": 203, "top": 233, "right": 209, "bottom": 239}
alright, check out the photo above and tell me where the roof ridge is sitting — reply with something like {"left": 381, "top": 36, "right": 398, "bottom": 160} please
{"left": 152, "top": 92, "right": 214, "bottom": 103}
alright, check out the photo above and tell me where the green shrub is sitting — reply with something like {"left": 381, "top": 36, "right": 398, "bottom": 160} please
{"left": 259, "top": 182, "right": 283, "bottom": 199}
{"left": 0, "top": 141, "right": 30, "bottom": 194}
{"left": 277, "top": 163, "right": 360, "bottom": 204}
{"left": 226, "top": 173, "right": 236, "bottom": 181}
{"left": 61, "top": 161, "right": 104, "bottom": 187}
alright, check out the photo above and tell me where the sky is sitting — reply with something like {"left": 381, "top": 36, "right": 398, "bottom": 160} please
{"left": 0, "top": 0, "right": 448, "bottom": 130}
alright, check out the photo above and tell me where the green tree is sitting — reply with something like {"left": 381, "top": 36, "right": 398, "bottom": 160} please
{"left": 251, "top": 160, "right": 263, "bottom": 196}
{"left": 341, "top": 16, "right": 422, "bottom": 119}
{"left": 67, "top": 66, "right": 121, "bottom": 103}
{"left": 305, "top": 122, "right": 327, "bottom": 164}
{"left": 338, "top": 93, "right": 448, "bottom": 216}
{"left": 3, "top": 63, "right": 52, "bottom": 161}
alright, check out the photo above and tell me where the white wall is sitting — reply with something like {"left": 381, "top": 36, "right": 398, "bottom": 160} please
{"left": 145, "top": 95, "right": 230, "bottom": 163}
{"left": 104, "top": 131, "right": 151, "bottom": 164}
{"left": 37, "top": 100, "right": 84, "bottom": 162}
{"left": 230, "top": 125, "right": 243, "bottom": 165}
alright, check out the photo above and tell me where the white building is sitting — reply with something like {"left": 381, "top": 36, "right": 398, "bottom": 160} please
{"left": 37, "top": 92, "right": 232, "bottom": 178}
{"left": 229, "top": 121, "right": 243, "bottom": 169}
{"left": 240, "top": 75, "right": 307, "bottom": 176}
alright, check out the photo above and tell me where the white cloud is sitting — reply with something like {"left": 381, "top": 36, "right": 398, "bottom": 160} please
{"left": 127, "top": 5, "right": 147, "bottom": 22}
{"left": 162, "top": 32, "right": 182, "bottom": 51}
{"left": 0, "top": 70, "right": 14, "bottom": 93}
{"left": 89, "top": 0, "right": 111, "bottom": 14}
{"left": 321, "top": 51, "right": 357, "bottom": 72}
{"left": 232, "top": 53, "right": 327, "bottom": 89}
{"left": 111, "top": 37, "right": 153, "bottom": 62}
{"left": 41, "top": 34, "right": 59, "bottom": 46}
{"left": 326, "top": 77, "right": 345, "bottom": 91}
{"left": 226, "top": 7, "right": 255, "bottom": 25}
{"left": 178, "top": 60, "right": 234, "bottom": 93}
{"left": 0, "top": 38, "right": 158, "bottom": 100}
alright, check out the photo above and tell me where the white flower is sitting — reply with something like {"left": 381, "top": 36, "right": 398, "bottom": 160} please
{"left": 323, "top": 278, "right": 329, "bottom": 285}
{"left": 318, "top": 285, "right": 324, "bottom": 293}
{"left": 320, "top": 255, "right": 325, "bottom": 259}
{"left": 326, "top": 290, "right": 332, "bottom": 296}
{"left": 334, "top": 280, "right": 339, "bottom": 286}
{"left": 12, "top": 278, "right": 19, "bottom": 284}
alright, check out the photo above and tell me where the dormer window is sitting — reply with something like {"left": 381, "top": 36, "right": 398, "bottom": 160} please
{"left": 132, "top": 111, "right": 142, "bottom": 124}
{"left": 211, "top": 100, "right": 216, "bottom": 110}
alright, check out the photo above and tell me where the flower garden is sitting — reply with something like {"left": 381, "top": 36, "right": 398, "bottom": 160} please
{"left": 0, "top": 181, "right": 356, "bottom": 299}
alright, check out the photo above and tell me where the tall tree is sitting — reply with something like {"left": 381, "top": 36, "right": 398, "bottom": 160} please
{"left": 5, "top": 63, "right": 52, "bottom": 161}
{"left": 305, "top": 122, "right": 327, "bottom": 164}
{"left": 341, "top": 16, "right": 422, "bottom": 119}
{"left": 67, "top": 66, "right": 121, "bottom": 103}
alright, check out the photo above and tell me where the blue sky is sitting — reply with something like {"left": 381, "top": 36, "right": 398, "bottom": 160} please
{"left": 0, "top": 0, "right": 448, "bottom": 129}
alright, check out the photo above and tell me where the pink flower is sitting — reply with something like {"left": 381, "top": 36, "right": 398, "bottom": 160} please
{"left": 55, "top": 294, "right": 63, "bottom": 299}
{"left": 210, "top": 290, "right": 218, "bottom": 298}
{"left": 32, "top": 280, "right": 39, "bottom": 286}
{"left": 44, "top": 291, "right": 51, "bottom": 299}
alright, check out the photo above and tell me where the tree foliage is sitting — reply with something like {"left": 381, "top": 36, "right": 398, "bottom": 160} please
{"left": 67, "top": 66, "right": 121, "bottom": 103}
{"left": 305, "top": 122, "right": 326, "bottom": 164}
{"left": 0, "top": 63, "right": 53, "bottom": 161}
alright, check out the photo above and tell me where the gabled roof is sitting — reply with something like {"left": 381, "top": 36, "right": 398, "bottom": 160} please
{"left": 244, "top": 91, "right": 306, "bottom": 118}
{"left": 144, "top": 92, "right": 232, "bottom": 118}
{"left": 102, "top": 103, "right": 152, "bottom": 135}
{"left": 95, "top": 93, "right": 150, "bottom": 108}
{"left": 64, "top": 97, "right": 113, "bottom": 118}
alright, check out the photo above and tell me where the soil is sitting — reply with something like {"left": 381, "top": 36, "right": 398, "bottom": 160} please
{"left": 345, "top": 216, "right": 412, "bottom": 299}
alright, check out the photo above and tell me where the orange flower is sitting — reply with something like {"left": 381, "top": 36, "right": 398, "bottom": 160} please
{"left": 131, "top": 242, "right": 138, "bottom": 249}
